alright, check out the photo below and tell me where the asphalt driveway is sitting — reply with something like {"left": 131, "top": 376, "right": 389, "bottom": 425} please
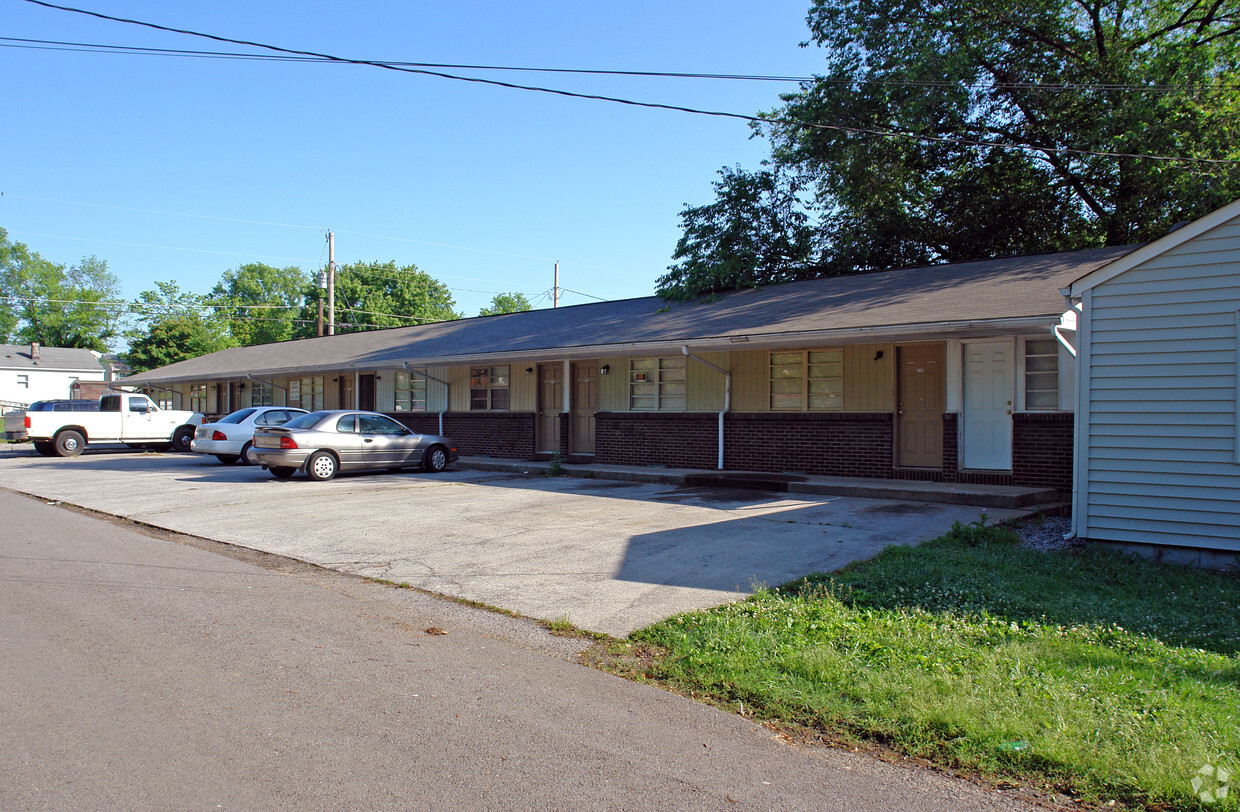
{"left": 0, "top": 446, "right": 1025, "bottom": 635}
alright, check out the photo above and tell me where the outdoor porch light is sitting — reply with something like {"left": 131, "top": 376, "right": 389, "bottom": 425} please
{"left": 600, "top": 364, "right": 610, "bottom": 375}
{"left": 525, "top": 367, "right": 534, "bottom": 374}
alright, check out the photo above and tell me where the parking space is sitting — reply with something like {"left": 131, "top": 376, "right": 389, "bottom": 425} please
{"left": 0, "top": 446, "right": 1026, "bottom": 636}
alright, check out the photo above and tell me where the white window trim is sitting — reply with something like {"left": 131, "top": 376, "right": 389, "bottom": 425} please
{"left": 1017, "top": 335, "right": 1062, "bottom": 412}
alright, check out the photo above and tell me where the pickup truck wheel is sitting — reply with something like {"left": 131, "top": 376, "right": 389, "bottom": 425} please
{"left": 270, "top": 466, "right": 297, "bottom": 479}
{"left": 172, "top": 426, "right": 195, "bottom": 453}
{"left": 54, "top": 430, "right": 85, "bottom": 457}
{"left": 216, "top": 454, "right": 240, "bottom": 464}
{"left": 306, "top": 451, "right": 338, "bottom": 482}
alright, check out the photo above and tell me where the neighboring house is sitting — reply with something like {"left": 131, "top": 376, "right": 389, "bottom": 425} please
{"left": 1067, "top": 198, "right": 1240, "bottom": 566}
{"left": 0, "top": 343, "right": 110, "bottom": 410}
{"left": 122, "top": 246, "right": 1137, "bottom": 493}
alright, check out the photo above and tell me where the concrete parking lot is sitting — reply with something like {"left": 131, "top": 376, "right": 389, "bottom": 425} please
{"left": 0, "top": 446, "right": 1026, "bottom": 636}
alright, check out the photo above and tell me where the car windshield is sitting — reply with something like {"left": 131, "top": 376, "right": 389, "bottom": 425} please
{"left": 283, "top": 411, "right": 330, "bottom": 429}
{"left": 218, "top": 408, "right": 259, "bottom": 424}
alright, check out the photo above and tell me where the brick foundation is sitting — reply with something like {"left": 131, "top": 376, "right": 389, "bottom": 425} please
{"left": 1012, "top": 411, "right": 1073, "bottom": 492}
{"left": 386, "top": 411, "right": 536, "bottom": 459}
{"left": 595, "top": 411, "right": 894, "bottom": 478}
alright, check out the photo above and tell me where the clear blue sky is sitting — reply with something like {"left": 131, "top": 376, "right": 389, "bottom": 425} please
{"left": 2, "top": 0, "right": 825, "bottom": 333}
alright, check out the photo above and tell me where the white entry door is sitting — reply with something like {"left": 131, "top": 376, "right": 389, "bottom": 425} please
{"left": 962, "top": 341, "right": 1014, "bottom": 470}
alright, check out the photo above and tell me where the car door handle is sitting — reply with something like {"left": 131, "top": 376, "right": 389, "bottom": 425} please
{"left": 364, "top": 438, "right": 374, "bottom": 443}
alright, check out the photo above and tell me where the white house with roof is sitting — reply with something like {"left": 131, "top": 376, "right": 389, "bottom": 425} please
{"left": 0, "top": 343, "right": 110, "bottom": 410}
{"left": 1067, "top": 198, "right": 1240, "bottom": 567}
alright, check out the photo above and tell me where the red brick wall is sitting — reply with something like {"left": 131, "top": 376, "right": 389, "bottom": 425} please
{"left": 595, "top": 412, "right": 718, "bottom": 469}
{"left": 386, "top": 411, "right": 536, "bottom": 459}
{"left": 1012, "top": 411, "right": 1073, "bottom": 492}
{"left": 595, "top": 411, "right": 894, "bottom": 477}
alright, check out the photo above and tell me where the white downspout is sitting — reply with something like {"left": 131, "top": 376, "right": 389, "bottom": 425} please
{"left": 404, "top": 363, "right": 450, "bottom": 435}
{"left": 681, "top": 346, "right": 730, "bottom": 470}
{"left": 1054, "top": 302, "right": 1081, "bottom": 357}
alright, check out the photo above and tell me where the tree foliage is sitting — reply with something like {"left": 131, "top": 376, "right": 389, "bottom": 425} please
{"left": 301, "top": 261, "right": 459, "bottom": 335}
{"left": 0, "top": 228, "right": 122, "bottom": 350}
{"left": 209, "top": 263, "right": 308, "bottom": 346}
{"left": 124, "top": 281, "right": 237, "bottom": 373}
{"left": 656, "top": 166, "right": 818, "bottom": 300}
{"left": 659, "top": 0, "right": 1240, "bottom": 298}
{"left": 478, "top": 291, "right": 534, "bottom": 316}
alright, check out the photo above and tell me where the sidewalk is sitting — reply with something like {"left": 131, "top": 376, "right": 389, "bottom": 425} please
{"left": 457, "top": 456, "right": 1065, "bottom": 510}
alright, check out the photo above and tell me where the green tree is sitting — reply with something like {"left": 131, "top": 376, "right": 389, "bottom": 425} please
{"left": 124, "top": 281, "right": 236, "bottom": 372}
{"left": 299, "top": 261, "right": 459, "bottom": 335}
{"left": 660, "top": 0, "right": 1240, "bottom": 297}
{"left": 656, "top": 166, "right": 817, "bottom": 300}
{"left": 0, "top": 228, "right": 122, "bottom": 350}
{"left": 478, "top": 291, "right": 533, "bottom": 316}
{"left": 209, "top": 262, "right": 308, "bottom": 346}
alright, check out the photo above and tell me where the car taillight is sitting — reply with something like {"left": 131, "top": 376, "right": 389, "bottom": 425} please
{"left": 24, "top": 416, "right": 30, "bottom": 428}
{"left": 212, "top": 430, "right": 227, "bottom": 441}
{"left": 279, "top": 436, "right": 298, "bottom": 449}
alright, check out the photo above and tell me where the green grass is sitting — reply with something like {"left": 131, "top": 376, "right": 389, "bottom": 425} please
{"left": 629, "top": 521, "right": 1240, "bottom": 810}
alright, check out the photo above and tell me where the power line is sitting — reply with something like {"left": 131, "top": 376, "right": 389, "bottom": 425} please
{"left": 0, "top": 36, "right": 814, "bottom": 82}
{"left": 6, "top": 34, "right": 1238, "bottom": 93}
{"left": 20, "top": 0, "right": 1239, "bottom": 166}
{"left": 4, "top": 194, "right": 634, "bottom": 276}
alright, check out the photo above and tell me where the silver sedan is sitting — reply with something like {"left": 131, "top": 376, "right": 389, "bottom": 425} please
{"left": 251, "top": 410, "right": 459, "bottom": 481}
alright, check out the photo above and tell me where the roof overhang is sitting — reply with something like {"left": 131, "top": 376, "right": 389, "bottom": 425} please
{"left": 1067, "top": 197, "right": 1240, "bottom": 296}
{"left": 126, "top": 314, "right": 1062, "bottom": 384}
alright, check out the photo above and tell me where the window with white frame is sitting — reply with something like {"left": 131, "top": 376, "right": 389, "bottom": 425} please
{"left": 296, "top": 376, "right": 324, "bottom": 411}
{"left": 1024, "top": 338, "right": 1059, "bottom": 410}
{"left": 248, "top": 380, "right": 273, "bottom": 406}
{"left": 394, "top": 370, "right": 427, "bottom": 411}
{"left": 629, "top": 356, "right": 686, "bottom": 411}
{"left": 469, "top": 366, "right": 509, "bottom": 410}
{"left": 769, "top": 349, "right": 844, "bottom": 411}
{"left": 16, "top": 374, "right": 28, "bottom": 389}
{"left": 189, "top": 384, "right": 209, "bottom": 413}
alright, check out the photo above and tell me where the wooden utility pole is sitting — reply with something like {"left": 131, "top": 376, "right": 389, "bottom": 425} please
{"left": 316, "top": 268, "right": 326, "bottom": 336}
{"left": 327, "top": 231, "right": 336, "bottom": 335}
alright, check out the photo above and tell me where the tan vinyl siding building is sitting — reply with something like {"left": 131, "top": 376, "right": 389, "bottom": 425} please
{"left": 1070, "top": 200, "right": 1240, "bottom": 559}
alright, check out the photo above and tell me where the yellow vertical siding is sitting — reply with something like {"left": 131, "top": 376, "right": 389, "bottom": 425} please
{"left": 844, "top": 343, "right": 895, "bottom": 412}
{"left": 686, "top": 351, "right": 729, "bottom": 411}
{"left": 599, "top": 356, "right": 630, "bottom": 410}
{"left": 729, "top": 350, "right": 769, "bottom": 412}
{"left": 509, "top": 360, "right": 537, "bottom": 411}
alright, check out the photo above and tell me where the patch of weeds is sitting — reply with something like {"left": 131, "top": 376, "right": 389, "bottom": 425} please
{"left": 547, "top": 452, "right": 565, "bottom": 477}
{"left": 540, "top": 614, "right": 611, "bottom": 641}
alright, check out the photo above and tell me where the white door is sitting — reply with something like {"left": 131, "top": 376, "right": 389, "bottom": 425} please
{"left": 962, "top": 341, "right": 1013, "bottom": 470}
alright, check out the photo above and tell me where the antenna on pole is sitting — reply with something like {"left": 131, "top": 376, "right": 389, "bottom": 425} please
{"left": 553, "top": 261, "right": 559, "bottom": 308}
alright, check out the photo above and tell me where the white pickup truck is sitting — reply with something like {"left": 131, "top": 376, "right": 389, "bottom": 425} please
{"left": 26, "top": 393, "right": 204, "bottom": 457}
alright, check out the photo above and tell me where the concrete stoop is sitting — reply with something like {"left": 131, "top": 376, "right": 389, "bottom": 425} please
{"left": 456, "top": 456, "right": 1061, "bottom": 510}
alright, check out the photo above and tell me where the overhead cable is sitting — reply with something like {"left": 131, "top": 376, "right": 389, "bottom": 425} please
{"left": 20, "top": 0, "right": 1239, "bottom": 166}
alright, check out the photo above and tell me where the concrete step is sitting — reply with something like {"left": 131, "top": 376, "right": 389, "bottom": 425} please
{"left": 456, "top": 457, "right": 1061, "bottom": 510}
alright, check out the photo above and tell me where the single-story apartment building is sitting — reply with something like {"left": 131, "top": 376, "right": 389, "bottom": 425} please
{"left": 0, "top": 343, "right": 110, "bottom": 409}
{"left": 1067, "top": 198, "right": 1240, "bottom": 566}
{"left": 124, "top": 246, "right": 1141, "bottom": 493}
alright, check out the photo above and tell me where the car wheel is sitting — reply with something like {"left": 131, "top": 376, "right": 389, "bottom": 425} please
{"left": 306, "top": 450, "right": 338, "bottom": 482}
{"left": 423, "top": 444, "right": 449, "bottom": 473}
{"left": 54, "top": 430, "right": 85, "bottom": 457}
{"left": 239, "top": 441, "right": 257, "bottom": 465}
{"left": 216, "top": 454, "right": 240, "bottom": 464}
{"left": 270, "top": 466, "right": 297, "bottom": 479}
{"left": 172, "top": 426, "right": 195, "bottom": 452}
